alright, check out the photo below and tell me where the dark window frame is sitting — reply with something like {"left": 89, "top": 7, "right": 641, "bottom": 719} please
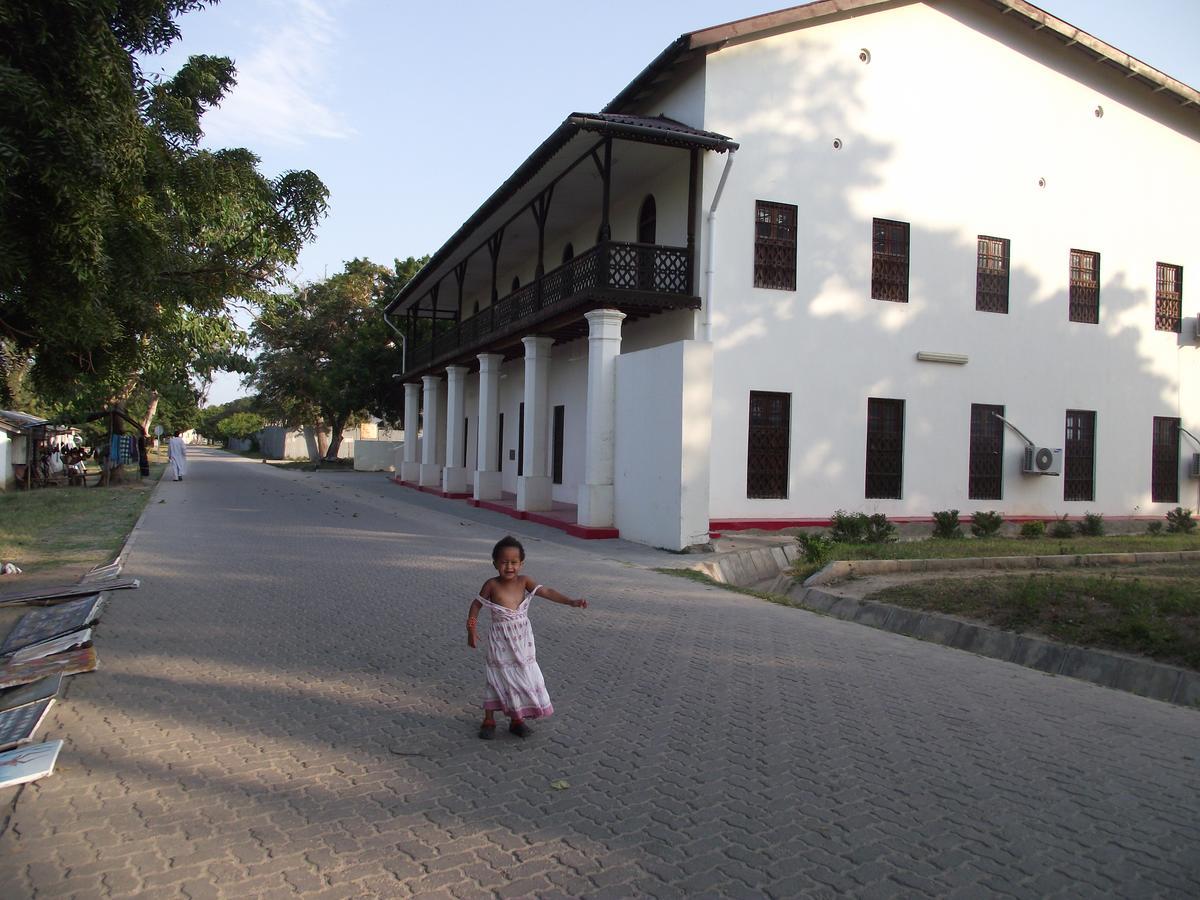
{"left": 753, "top": 200, "right": 797, "bottom": 291}
{"left": 746, "top": 391, "right": 791, "bottom": 499}
{"left": 976, "top": 236, "right": 1010, "bottom": 314}
{"left": 637, "top": 195, "right": 656, "bottom": 245}
{"left": 552, "top": 405, "right": 565, "bottom": 485}
{"left": 1151, "top": 416, "right": 1180, "bottom": 503}
{"left": 865, "top": 398, "right": 905, "bottom": 499}
{"left": 1069, "top": 249, "right": 1100, "bottom": 324}
{"left": 462, "top": 418, "right": 469, "bottom": 469}
{"left": 969, "top": 404, "right": 1005, "bottom": 500}
{"left": 517, "top": 403, "right": 525, "bottom": 477}
{"left": 1064, "top": 409, "right": 1097, "bottom": 502}
{"left": 497, "top": 413, "right": 504, "bottom": 472}
{"left": 871, "top": 218, "right": 910, "bottom": 303}
{"left": 1155, "top": 262, "right": 1182, "bottom": 333}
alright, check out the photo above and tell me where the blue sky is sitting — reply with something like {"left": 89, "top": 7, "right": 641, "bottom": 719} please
{"left": 147, "top": 1, "right": 1200, "bottom": 405}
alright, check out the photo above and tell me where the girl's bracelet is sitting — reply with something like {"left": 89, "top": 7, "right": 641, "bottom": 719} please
{"left": 467, "top": 618, "right": 477, "bottom": 627}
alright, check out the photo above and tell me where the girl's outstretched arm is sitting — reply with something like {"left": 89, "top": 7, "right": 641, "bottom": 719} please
{"left": 466, "top": 596, "right": 483, "bottom": 648}
{"left": 528, "top": 578, "right": 587, "bottom": 609}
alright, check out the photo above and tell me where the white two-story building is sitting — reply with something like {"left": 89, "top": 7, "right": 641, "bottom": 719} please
{"left": 385, "top": 0, "right": 1200, "bottom": 550}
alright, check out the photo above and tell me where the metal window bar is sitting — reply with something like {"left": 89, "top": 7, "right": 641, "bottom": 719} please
{"left": 1063, "top": 409, "right": 1096, "bottom": 501}
{"left": 968, "top": 403, "right": 1004, "bottom": 500}
{"left": 746, "top": 391, "right": 791, "bottom": 499}
{"left": 975, "top": 236, "right": 1010, "bottom": 313}
{"left": 753, "top": 201, "right": 797, "bottom": 291}
{"left": 871, "top": 219, "right": 909, "bottom": 303}
{"left": 865, "top": 398, "right": 904, "bottom": 499}
{"left": 1069, "top": 250, "right": 1100, "bottom": 324}
{"left": 1151, "top": 416, "right": 1180, "bottom": 503}
{"left": 1155, "top": 263, "right": 1182, "bottom": 333}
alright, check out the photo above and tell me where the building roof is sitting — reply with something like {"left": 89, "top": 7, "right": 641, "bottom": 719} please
{"left": 605, "top": 0, "right": 1200, "bottom": 114}
{"left": 0, "top": 410, "right": 49, "bottom": 431}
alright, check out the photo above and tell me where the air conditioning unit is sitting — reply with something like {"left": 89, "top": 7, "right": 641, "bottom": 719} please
{"left": 1023, "top": 446, "right": 1063, "bottom": 476}
{"left": 1191, "top": 453, "right": 1200, "bottom": 479}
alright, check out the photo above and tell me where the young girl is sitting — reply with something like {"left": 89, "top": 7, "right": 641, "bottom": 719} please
{"left": 467, "top": 535, "right": 587, "bottom": 739}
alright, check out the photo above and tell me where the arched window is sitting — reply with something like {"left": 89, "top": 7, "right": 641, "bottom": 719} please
{"left": 561, "top": 242, "right": 574, "bottom": 264}
{"left": 511, "top": 275, "right": 521, "bottom": 292}
{"left": 638, "top": 194, "right": 656, "bottom": 245}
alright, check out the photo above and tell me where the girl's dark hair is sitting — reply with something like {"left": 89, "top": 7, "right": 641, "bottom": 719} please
{"left": 492, "top": 535, "right": 525, "bottom": 562}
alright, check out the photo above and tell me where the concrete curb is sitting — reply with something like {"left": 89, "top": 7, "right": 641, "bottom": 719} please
{"left": 804, "top": 549, "right": 1200, "bottom": 587}
{"left": 688, "top": 543, "right": 799, "bottom": 586}
{"left": 797, "top": 586, "right": 1200, "bottom": 708}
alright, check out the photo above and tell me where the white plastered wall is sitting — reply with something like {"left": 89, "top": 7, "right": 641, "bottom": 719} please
{"left": 699, "top": 0, "right": 1200, "bottom": 521}
{"left": 0, "top": 430, "right": 12, "bottom": 492}
{"left": 615, "top": 340, "right": 713, "bottom": 549}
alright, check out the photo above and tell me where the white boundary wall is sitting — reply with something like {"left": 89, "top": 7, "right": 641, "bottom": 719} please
{"left": 615, "top": 340, "right": 712, "bottom": 550}
{"left": 697, "top": 0, "right": 1200, "bottom": 521}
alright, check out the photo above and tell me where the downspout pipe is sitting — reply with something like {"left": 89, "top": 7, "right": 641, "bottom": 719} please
{"left": 703, "top": 149, "right": 736, "bottom": 342}
{"left": 383, "top": 310, "right": 407, "bottom": 377}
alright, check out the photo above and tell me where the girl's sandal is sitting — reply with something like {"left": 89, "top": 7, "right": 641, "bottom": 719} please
{"left": 478, "top": 721, "right": 496, "bottom": 740}
{"left": 508, "top": 720, "right": 532, "bottom": 738}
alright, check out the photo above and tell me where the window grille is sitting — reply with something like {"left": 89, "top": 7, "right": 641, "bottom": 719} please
{"left": 969, "top": 404, "right": 1004, "bottom": 500}
{"left": 754, "top": 201, "right": 797, "bottom": 291}
{"left": 1151, "top": 416, "right": 1180, "bottom": 503}
{"left": 976, "top": 236, "right": 1010, "bottom": 313}
{"left": 872, "top": 219, "right": 909, "bottom": 302}
{"left": 746, "top": 391, "right": 790, "bottom": 498}
{"left": 865, "top": 398, "right": 904, "bottom": 499}
{"left": 1064, "top": 409, "right": 1096, "bottom": 501}
{"left": 1069, "top": 250, "right": 1100, "bottom": 324}
{"left": 1155, "top": 263, "right": 1182, "bottom": 333}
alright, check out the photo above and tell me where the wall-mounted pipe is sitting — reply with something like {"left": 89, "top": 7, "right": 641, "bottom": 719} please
{"left": 702, "top": 149, "right": 736, "bottom": 343}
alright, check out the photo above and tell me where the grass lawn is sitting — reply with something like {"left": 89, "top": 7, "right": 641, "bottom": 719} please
{"left": 0, "top": 459, "right": 164, "bottom": 579}
{"left": 868, "top": 563, "right": 1200, "bottom": 671}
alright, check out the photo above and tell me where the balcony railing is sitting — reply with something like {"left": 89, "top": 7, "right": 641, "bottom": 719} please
{"left": 404, "top": 241, "right": 693, "bottom": 375}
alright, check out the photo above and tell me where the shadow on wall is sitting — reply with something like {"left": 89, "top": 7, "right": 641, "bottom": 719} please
{"left": 702, "top": 25, "right": 1195, "bottom": 517}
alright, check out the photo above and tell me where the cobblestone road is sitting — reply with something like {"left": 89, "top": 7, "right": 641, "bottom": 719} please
{"left": 2, "top": 449, "right": 1198, "bottom": 898}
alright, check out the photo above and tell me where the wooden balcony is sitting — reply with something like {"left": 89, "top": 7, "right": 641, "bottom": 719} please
{"left": 401, "top": 241, "right": 698, "bottom": 378}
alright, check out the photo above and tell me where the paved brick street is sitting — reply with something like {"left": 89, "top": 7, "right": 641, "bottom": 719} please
{"left": 2, "top": 448, "right": 1198, "bottom": 898}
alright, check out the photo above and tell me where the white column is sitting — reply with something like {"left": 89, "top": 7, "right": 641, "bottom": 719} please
{"left": 517, "top": 335, "right": 554, "bottom": 511}
{"left": 473, "top": 353, "right": 503, "bottom": 500}
{"left": 442, "top": 366, "right": 468, "bottom": 494}
{"left": 578, "top": 309, "right": 626, "bottom": 526}
{"left": 419, "top": 374, "right": 443, "bottom": 487}
{"left": 401, "top": 382, "right": 421, "bottom": 481}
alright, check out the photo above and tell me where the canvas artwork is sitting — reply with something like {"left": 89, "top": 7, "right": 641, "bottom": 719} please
{"left": 0, "top": 674, "right": 64, "bottom": 712}
{"left": 0, "top": 698, "right": 54, "bottom": 750}
{"left": 0, "top": 646, "right": 98, "bottom": 690}
{"left": 0, "top": 578, "right": 137, "bottom": 607}
{"left": 0, "top": 740, "right": 64, "bottom": 790}
{"left": 0, "top": 595, "right": 105, "bottom": 655}
{"left": 10, "top": 628, "right": 93, "bottom": 665}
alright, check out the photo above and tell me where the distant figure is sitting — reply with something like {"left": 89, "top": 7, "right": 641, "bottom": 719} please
{"left": 167, "top": 431, "right": 188, "bottom": 482}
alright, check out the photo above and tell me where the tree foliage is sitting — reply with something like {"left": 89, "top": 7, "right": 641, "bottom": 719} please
{"left": 249, "top": 257, "right": 424, "bottom": 460}
{"left": 217, "top": 411, "right": 266, "bottom": 441}
{"left": 0, "top": 1, "right": 328, "bottom": 415}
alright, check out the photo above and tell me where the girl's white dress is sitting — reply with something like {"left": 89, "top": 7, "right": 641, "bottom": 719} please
{"left": 479, "top": 586, "right": 554, "bottom": 719}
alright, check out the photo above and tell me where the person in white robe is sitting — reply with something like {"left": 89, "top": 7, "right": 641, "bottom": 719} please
{"left": 167, "top": 431, "right": 188, "bottom": 481}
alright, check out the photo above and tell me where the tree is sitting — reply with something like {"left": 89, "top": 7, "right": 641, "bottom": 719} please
{"left": 250, "top": 257, "right": 424, "bottom": 461}
{"left": 217, "top": 412, "right": 265, "bottom": 443}
{"left": 0, "top": 1, "right": 328, "bottom": 418}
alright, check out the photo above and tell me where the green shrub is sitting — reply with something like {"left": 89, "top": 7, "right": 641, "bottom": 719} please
{"left": 1146, "top": 521, "right": 1164, "bottom": 536}
{"left": 1019, "top": 520, "right": 1046, "bottom": 538}
{"left": 971, "top": 511, "right": 1004, "bottom": 538}
{"left": 1076, "top": 512, "right": 1105, "bottom": 537}
{"left": 828, "top": 510, "right": 896, "bottom": 544}
{"left": 829, "top": 510, "right": 866, "bottom": 544}
{"left": 1050, "top": 516, "right": 1075, "bottom": 539}
{"left": 865, "top": 513, "right": 897, "bottom": 544}
{"left": 1166, "top": 507, "right": 1197, "bottom": 534}
{"left": 796, "top": 533, "right": 835, "bottom": 567}
{"left": 931, "top": 509, "right": 963, "bottom": 539}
